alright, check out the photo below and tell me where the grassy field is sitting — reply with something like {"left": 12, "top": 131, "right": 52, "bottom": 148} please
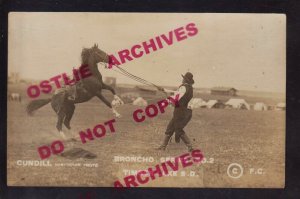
{"left": 7, "top": 83, "right": 285, "bottom": 187}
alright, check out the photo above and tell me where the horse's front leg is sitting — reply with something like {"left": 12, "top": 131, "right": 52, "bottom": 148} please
{"left": 102, "top": 83, "right": 124, "bottom": 104}
{"left": 102, "top": 83, "right": 116, "bottom": 95}
{"left": 95, "top": 91, "right": 121, "bottom": 118}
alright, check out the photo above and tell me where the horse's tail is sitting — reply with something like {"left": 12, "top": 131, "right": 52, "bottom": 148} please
{"left": 26, "top": 98, "right": 51, "bottom": 115}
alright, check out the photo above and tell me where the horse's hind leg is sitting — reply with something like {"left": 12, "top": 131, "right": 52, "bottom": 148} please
{"left": 56, "top": 112, "right": 67, "bottom": 139}
{"left": 56, "top": 111, "right": 65, "bottom": 131}
{"left": 51, "top": 98, "right": 64, "bottom": 132}
{"left": 51, "top": 94, "right": 67, "bottom": 139}
{"left": 63, "top": 103, "right": 75, "bottom": 130}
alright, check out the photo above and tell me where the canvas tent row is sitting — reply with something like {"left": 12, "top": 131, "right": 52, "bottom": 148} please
{"left": 225, "top": 99, "right": 250, "bottom": 110}
{"left": 188, "top": 98, "right": 206, "bottom": 109}
{"left": 120, "top": 92, "right": 140, "bottom": 103}
{"left": 205, "top": 100, "right": 225, "bottom": 109}
{"left": 132, "top": 97, "right": 148, "bottom": 106}
{"left": 253, "top": 102, "right": 268, "bottom": 111}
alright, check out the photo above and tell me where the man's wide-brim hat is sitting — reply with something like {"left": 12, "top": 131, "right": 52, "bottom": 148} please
{"left": 181, "top": 72, "right": 194, "bottom": 85}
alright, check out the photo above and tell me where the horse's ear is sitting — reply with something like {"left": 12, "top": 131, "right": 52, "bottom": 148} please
{"left": 96, "top": 43, "right": 98, "bottom": 48}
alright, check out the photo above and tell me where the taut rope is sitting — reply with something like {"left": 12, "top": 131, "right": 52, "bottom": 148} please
{"left": 101, "top": 63, "right": 166, "bottom": 93}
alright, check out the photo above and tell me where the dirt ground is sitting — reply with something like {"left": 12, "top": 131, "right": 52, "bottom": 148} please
{"left": 7, "top": 85, "right": 285, "bottom": 188}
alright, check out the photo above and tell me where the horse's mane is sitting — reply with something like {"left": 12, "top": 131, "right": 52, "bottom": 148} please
{"left": 81, "top": 48, "right": 91, "bottom": 64}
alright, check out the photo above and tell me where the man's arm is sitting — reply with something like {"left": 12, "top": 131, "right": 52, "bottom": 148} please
{"left": 164, "top": 86, "right": 186, "bottom": 101}
{"left": 163, "top": 88, "right": 176, "bottom": 93}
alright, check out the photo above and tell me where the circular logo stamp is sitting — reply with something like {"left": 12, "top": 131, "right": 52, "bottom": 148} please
{"left": 227, "top": 163, "right": 243, "bottom": 179}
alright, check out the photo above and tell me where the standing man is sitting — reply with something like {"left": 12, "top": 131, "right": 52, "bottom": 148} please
{"left": 157, "top": 72, "right": 194, "bottom": 152}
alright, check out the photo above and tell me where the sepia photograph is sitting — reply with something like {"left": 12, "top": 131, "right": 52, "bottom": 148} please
{"left": 7, "top": 12, "right": 285, "bottom": 187}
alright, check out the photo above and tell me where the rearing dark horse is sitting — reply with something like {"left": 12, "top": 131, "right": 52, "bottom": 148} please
{"left": 27, "top": 44, "right": 124, "bottom": 139}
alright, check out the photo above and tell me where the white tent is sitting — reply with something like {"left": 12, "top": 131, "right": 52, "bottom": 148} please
{"left": 254, "top": 102, "right": 268, "bottom": 111}
{"left": 205, "top": 100, "right": 218, "bottom": 108}
{"left": 275, "top": 102, "right": 286, "bottom": 111}
{"left": 188, "top": 98, "right": 206, "bottom": 109}
{"left": 132, "top": 97, "right": 148, "bottom": 106}
{"left": 120, "top": 92, "right": 140, "bottom": 103}
{"left": 225, "top": 99, "right": 250, "bottom": 110}
{"left": 120, "top": 92, "right": 139, "bottom": 98}
{"left": 205, "top": 100, "right": 225, "bottom": 109}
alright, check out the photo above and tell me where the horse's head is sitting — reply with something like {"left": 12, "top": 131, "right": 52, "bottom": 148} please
{"left": 81, "top": 44, "right": 109, "bottom": 65}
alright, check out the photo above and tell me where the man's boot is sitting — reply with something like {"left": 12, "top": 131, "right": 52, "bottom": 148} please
{"left": 156, "top": 135, "right": 171, "bottom": 150}
{"left": 181, "top": 134, "right": 194, "bottom": 152}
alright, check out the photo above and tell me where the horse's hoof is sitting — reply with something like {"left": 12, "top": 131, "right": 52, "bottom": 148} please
{"left": 59, "top": 131, "right": 67, "bottom": 140}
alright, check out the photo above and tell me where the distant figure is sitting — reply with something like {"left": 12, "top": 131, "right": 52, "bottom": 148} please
{"left": 9, "top": 93, "right": 22, "bottom": 102}
{"left": 156, "top": 72, "right": 194, "bottom": 152}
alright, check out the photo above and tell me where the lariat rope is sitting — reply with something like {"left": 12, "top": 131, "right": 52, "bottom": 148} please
{"left": 111, "top": 66, "right": 154, "bottom": 87}
{"left": 101, "top": 63, "right": 167, "bottom": 94}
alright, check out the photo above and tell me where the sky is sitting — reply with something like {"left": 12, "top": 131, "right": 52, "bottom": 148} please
{"left": 8, "top": 13, "right": 286, "bottom": 93}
